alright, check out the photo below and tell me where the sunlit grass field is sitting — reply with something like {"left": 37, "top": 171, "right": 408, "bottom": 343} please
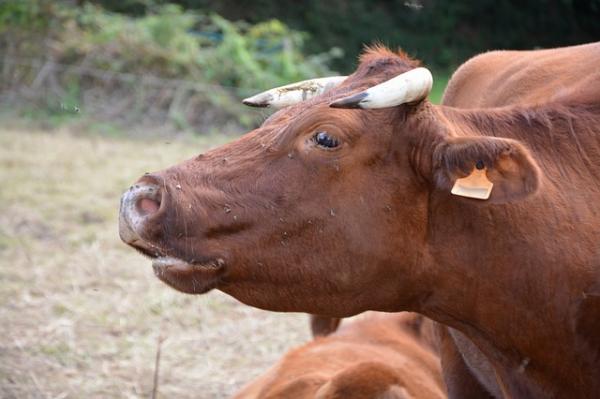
{"left": 0, "top": 129, "right": 311, "bottom": 398}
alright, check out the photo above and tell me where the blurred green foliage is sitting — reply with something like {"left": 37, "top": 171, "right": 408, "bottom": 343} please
{"left": 0, "top": 1, "right": 340, "bottom": 88}
{"left": 0, "top": 0, "right": 343, "bottom": 133}
{"left": 89, "top": 0, "right": 600, "bottom": 72}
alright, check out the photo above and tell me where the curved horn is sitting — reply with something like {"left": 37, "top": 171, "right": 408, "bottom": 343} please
{"left": 329, "top": 67, "right": 433, "bottom": 109}
{"left": 243, "top": 76, "right": 347, "bottom": 108}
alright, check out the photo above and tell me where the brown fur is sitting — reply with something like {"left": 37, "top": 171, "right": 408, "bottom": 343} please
{"left": 437, "top": 42, "right": 600, "bottom": 398}
{"left": 121, "top": 43, "right": 600, "bottom": 398}
{"left": 233, "top": 313, "right": 444, "bottom": 399}
{"left": 310, "top": 314, "right": 343, "bottom": 337}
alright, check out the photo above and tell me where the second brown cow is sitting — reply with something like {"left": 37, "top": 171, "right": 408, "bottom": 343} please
{"left": 233, "top": 313, "right": 444, "bottom": 399}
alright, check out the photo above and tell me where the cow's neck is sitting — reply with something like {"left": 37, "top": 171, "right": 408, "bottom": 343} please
{"left": 416, "top": 103, "right": 600, "bottom": 397}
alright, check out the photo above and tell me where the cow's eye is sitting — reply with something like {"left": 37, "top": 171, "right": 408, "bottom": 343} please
{"left": 314, "top": 131, "right": 339, "bottom": 148}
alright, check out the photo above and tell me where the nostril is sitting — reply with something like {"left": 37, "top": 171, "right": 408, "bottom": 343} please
{"left": 137, "top": 197, "right": 160, "bottom": 216}
{"left": 125, "top": 182, "right": 163, "bottom": 219}
{"left": 120, "top": 181, "right": 165, "bottom": 242}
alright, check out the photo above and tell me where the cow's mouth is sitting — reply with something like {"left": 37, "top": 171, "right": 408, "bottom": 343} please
{"left": 151, "top": 255, "right": 225, "bottom": 274}
{"left": 151, "top": 254, "right": 225, "bottom": 294}
{"left": 125, "top": 238, "right": 226, "bottom": 294}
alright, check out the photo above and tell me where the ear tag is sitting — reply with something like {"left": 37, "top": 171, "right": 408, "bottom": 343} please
{"left": 451, "top": 167, "right": 494, "bottom": 200}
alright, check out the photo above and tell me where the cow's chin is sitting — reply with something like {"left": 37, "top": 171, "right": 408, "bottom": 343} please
{"left": 151, "top": 256, "right": 225, "bottom": 294}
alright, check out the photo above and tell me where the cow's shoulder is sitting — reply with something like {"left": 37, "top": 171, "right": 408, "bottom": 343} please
{"left": 442, "top": 49, "right": 521, "bottom": 108}
{"left": 443, "top": 43, "right": 600, "bottom": 108}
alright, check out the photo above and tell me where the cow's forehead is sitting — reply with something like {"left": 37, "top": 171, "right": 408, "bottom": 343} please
{"left": 255, "top": 102, "right": 357, "bottom": 149}
{"left": 252, "top": 104, "right": 398, "bottom": 158}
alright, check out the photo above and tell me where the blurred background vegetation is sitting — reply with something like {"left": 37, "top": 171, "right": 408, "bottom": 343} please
{"left": 95, "top": 0, "right": 600, "bottom": 72}
{"left": 1, "top": 0, "right": 599, "bottom": 136}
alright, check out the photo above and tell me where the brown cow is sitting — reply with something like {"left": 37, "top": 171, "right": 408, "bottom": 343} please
{"left": 119, "top": 43, "right": 600, "bottom": 398}
{"left": 233, "top": 312, "right": 444, "bottom": 399}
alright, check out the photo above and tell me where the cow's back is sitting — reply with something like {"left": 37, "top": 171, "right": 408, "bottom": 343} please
{"left": 443, "top": 42, "right": 600, "bottom": 108}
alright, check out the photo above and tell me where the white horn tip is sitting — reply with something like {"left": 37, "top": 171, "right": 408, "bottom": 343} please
{"left": 242, "top": 99, "right": 270, "bottom": 108}
{"left": 329, "top": 92, "right": 369, "bottom": 109}
{"left": 242, "top": 76, "right": 348, "bottom": 109}
{"left": 242, "top": 95, "right": 272, "bottom": 108}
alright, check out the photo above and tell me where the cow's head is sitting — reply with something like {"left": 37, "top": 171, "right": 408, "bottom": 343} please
{"left": 119, "top": 47, "right": 540, "bottom": 316}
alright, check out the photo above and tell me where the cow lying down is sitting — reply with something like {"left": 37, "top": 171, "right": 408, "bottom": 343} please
{"left": 232, "top": 313, "right": 445, "bottom": 399}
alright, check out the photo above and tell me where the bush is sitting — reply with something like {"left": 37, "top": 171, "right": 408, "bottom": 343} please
{"left": 0, "top": 0, "right": 342, "bottom": 135}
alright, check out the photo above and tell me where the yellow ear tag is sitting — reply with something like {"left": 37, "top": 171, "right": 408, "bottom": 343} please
{"left": 451, "top": 167, "right": 494, "bottom": 200}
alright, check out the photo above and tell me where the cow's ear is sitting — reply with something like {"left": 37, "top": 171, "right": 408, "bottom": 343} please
{"left": 433, "top": 136, "right": 541, "bottom": 204}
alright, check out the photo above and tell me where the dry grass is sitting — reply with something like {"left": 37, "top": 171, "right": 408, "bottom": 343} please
{"left": 0, "top": 129, "right": 311, "bottom": 398}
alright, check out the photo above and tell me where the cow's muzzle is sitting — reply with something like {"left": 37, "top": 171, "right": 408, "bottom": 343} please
{"left": 118, "top": 175, "right": 165, "bottom": 253}
{"left": 118, "top": 175, "right": 226, "bottom": 294}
